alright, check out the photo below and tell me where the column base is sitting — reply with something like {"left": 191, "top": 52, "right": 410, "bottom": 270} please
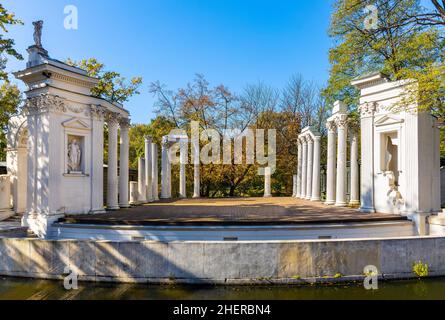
{"left": 310, "top": 197, "right": 321, "bottom": 202}
{"left": 119, "top": 204, "right": 131, "bottom": 209}
{"left": 90, "top": 209, "right": 107, "bottom": 214}
{"left": 335, "top": 202, "right": 348, "bottom": 207}
{"left": 360, "top": 207, "right": 376, "bottom": 213}
{"left": 349, "top": 200, "right": 361, "bottom": 206}
{"left": 107, "top": 206, "right": 120, "bottom": 211}
{"left": 22, "top": 212, "right": 65, "bottom": 239}
{"left": 295, "top": 193, "right": 301, "bottom": 198}
{"left": 305, "top": 196, "right": 312, "bottom": 201}
{"left": 264, "top": 195, "right": 272, "bottom": 198}
{"left": 0, "top": 210, "right": 14, "bottom": 222}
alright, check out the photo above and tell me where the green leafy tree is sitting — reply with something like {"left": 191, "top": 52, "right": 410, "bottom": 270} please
{"left": 324, "top": 0, "right": 445, "bottom": 115}
{"left": 0, "top": 4, "right": 23, "bottom": 81}
{"left": 66, "top": 58, "right": 143, "bottom": 104}
{"left": 0, "top": 82, "right": 21, "bottom": 160}
{"left": 129, "top": 116, "right": 176, "bottom": 169}
{"left": 0, "top": 4, "right": 23, "bottom": 161}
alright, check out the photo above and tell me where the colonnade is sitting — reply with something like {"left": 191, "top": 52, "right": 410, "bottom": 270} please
{"left": 295, "top": 127, "right": 322, "bottom": 201}
{"left": 134, "top": 134, "right": 201, "bottom": 203}
{"left": 107, "top": 114, "right": 130, "bottom": 210}
{"left": 293, "top": 103, "right": 360, "bottom": 207}
{"left": 324, "top": 101, "right": 359, "bottom": 207}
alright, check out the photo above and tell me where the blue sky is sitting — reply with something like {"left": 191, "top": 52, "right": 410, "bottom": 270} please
{"left": 4, "top": 0, "right": 334, "bottom": 123}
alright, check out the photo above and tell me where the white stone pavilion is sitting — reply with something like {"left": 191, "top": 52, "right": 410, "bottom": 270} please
{"left": 7, "top": 38, "right": 130, "bottom": 237}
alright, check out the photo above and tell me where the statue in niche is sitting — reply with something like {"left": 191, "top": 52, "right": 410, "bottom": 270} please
{"left": 385, "top": 136, "right": 393, "bottom": 172}
{"left": 68, "top": 138, "right": 82, "bottom": 173}
{"left": 33, "top": 20, "right": 43, "bottom": 48}
{"left": 384, "top": 135, "right": 403, "bottom": 207}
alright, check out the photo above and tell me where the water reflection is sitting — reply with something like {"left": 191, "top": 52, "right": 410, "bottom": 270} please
{"left": 0, "top": 277, "right": 445, "bottom": 300}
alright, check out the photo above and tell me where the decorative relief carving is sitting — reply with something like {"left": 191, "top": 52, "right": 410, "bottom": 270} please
{"left": 334, "top": 116, "right": 349, "bottom": 129}
{"left": 326, "top": 121, "right": 336, "bottom": 132}
{"left": 86, "top": 104, "right": 107, "bottom": 120}
{"left": 66, "top": 105, "right": 85, "bottom": 114}
{"left": 359, "top": 102, "right": 377, "bottom": 117}
{"left": 23, "top": 94, "right": 66, "bottom": 115}
{"left": 104, "top": 111, "right": 121, "bottom": 126}
{"left": 118, "top": 117, "right": 131, "bottom": 129}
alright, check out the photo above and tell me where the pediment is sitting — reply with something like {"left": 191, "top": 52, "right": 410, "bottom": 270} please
{"left": 62, "top": 117, "right": 90, "bottom": 130}
{"left": 375, "top": 115, "right": 404, "bottom": 127}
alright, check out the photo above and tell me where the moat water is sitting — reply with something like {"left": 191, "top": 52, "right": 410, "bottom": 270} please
{"left": 1, "top": 277, "right": 445, "bottom": 300}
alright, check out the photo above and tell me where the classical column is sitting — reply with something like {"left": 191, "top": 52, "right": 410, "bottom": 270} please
{"left": 161, "top": 138, "right": 170, "bottom": 199}
{"left": 296, "top": 139, "right": 303, "bottom": 198}
{"left": 305, "top": 137, "right": 314, "bottom": 200}
{"left": 107, "top": 117, "right": 120, "bottom": 210}
{"left": 349, "top": 128, "right": 360, "bottom": 206}
{"left": 359, "top": 103, "right": 376, "bottom": 212}
{"left": 192, "top": 137, "right": 200, "bottom": 198}
{"left": 311, "top": 136, "right": 321, "bottom": 201}
{"left": 129, "top": 181, "right": 138, "bottom": 205}
{"left": 151, "top": 143, "right": 159, "bottom": 201}
{"left": 179, "top": 139, "right": 187, "bottom": 198}
{"left": 138, "top": 157, "right": 147, "bottom": 203}
{"left": 264, "top": 167, "right": 272, "bottom": 198}
{"left": 300, "top": 137, "right": 308, "bottom": 199}
{"left": 167, "top": 147, "right": 172, "bottom": 198}
{"left": 292, "top": 175, "right": 297, "bottom": 197}
{"left": 118, "top": 119, "right": 130, "bottom": 208}
{"left": 145, "top": 136, "right": 154, "bottom": 202}
{"left": 335, "top": 116, "right": 348, "bottom": 207}
{"left": 325, "top": 121, "right": 337, "bottom": 205}
{"left": 90, "top": 107, "right": 105, "bottom": 214}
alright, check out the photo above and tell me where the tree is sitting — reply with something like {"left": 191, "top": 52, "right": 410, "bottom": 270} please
{"left": 324, "top": 0, "right": 445, "bottom": 115}
{"left": 388, "top": 0, "right": 445, "bottom": 27}
{"left": 149, "top": 74, "right": 326, "bottom": 197}
{"left": 0, "top": 4, "right": 23, "bottom": 161}
{"left": 150, "top": 75, "right": 265, "bottom": 197}
{"left": 0, "top": 4, "right": 23, "bottom": 81}
{"left": 129, "top": 117, "right": 176, "bottom": 169}
{"left": 66, "top": 58, "right": 143, "bottom": 104}
{"left": 0, "top": 82, "right": 21, "bottom": 161}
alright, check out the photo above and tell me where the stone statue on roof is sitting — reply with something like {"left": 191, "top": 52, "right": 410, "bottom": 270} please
{"left": 33, "top": 20, "right": 43, "bottom": 48}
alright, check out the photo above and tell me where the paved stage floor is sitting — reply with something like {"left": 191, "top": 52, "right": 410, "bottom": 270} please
{"left": 62, "top": 198, "right": 407, "bottom": 226}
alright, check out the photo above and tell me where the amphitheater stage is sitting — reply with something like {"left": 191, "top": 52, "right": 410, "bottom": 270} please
{"left": 62, "top": 197, "right": 407, "bottom": 226}
{"left": 49, "top": 198, "right": 415, "bottom": 241}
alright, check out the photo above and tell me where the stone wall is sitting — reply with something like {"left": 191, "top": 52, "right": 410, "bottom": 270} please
{"left": 0, "top": 237, "right": 443, "bottom": 284}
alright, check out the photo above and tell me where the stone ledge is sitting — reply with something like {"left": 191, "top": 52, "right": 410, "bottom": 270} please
{"left": 0, "top": 237, "right": 443, "bottom": 285}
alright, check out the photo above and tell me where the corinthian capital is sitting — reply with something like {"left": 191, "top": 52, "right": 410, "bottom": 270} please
{"left": 326, "top": 121, "right": 336, "bottom": 132}
{"left": 119, "top": 117, "right": 131, "bottom": 129}
{"left": 24, "top": 94, "right": 66, "bottom": 115}
{"left": 104, "top": 111, "right": 121, "bottom": 125}
{"left": 335, "top": 116, "right": 349, "bottom": 129}
{"left": 359, "top": 102, "right": 377, "bottom": 117}
{"left": 88, "top": 104, "right": 107, "bottom": 120}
